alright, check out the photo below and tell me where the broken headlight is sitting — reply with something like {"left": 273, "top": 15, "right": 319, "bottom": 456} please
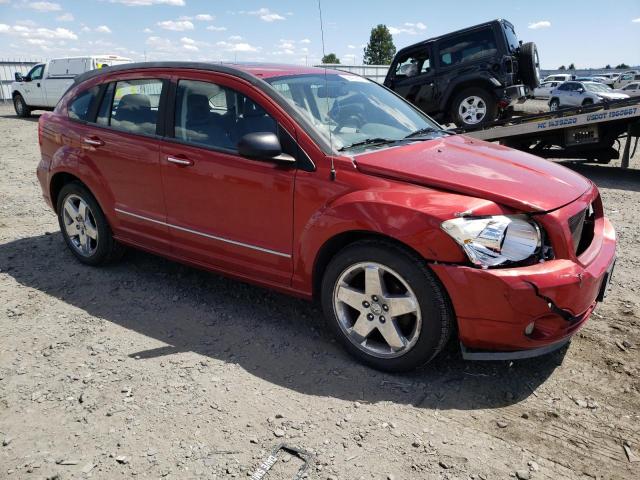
{"left": 441, "top": 215, "right": 542, "bottom": 268}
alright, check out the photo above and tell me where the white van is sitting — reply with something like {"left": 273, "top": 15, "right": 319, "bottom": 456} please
{"left": 11, "top": 55, "right": 132, "bottom": 117}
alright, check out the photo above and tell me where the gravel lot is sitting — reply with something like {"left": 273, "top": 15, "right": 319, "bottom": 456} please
{"left": 0, "top": 102, "right": 639, "bottom": 480}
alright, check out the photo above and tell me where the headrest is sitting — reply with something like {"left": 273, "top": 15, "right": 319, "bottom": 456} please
{"left": 118, "top": 94, "right": 150, "bottom": 110}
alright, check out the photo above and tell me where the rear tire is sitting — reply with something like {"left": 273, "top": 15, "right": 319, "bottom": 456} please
{"left": 582, "top": 99, "right": 594, "bottom": 106}
{"left": 450, "top": 87, "right": 497, "bottom": 128}
{"left": 321, "top": 240, "right": 454, "bottom": 372}
{"left": 549, "top": 98, "right": 560, "bottom": 111}
{"left": 56, "top": 182, "right": 125, "bottom": 266}
{"left": 13, "top": 94, "right": 31, "bottom": 118}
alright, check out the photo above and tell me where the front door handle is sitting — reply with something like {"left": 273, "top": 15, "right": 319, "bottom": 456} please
{"left": 166, "top": 156, "right": 194, "bottom": 166}
{"left": 82, "top": 137, "right": 104, "bottom": 147}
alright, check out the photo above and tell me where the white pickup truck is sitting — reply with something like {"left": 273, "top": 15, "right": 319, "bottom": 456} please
{"left": 11, "top": 55, "right": 132, "bottom": 117}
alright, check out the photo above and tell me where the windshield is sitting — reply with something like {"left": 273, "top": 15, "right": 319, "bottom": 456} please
{"left": 502, "top": 21, "right": 519, "bottom": 52}
{"left": 584, "top": 82, "right": 611, "bottom": 93}
{"left": 266, "top": 73, "right": 441, "bottom": 152}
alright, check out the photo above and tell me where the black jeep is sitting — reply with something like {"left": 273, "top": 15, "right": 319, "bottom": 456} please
{"left": 384, "top": 19, "right": 539, "bottom": 128}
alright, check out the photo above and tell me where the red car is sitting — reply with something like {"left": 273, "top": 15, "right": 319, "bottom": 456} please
{"left": 36, "top": 62, "right": 616, "bottom": 371}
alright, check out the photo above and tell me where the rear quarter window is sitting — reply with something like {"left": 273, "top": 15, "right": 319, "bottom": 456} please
{"left": 437, "top": 28, "right": 497, "bottom": 67}
{"left": 68, "top": 86, "right": 100, "bottom": 122}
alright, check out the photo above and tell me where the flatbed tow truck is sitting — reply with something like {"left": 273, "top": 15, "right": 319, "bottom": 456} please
{"left": 455, "top": 97, "right": 640, "bottom": 169}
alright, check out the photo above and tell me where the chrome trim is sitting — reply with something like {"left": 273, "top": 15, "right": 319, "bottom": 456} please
{"left": 114, "top": 208, "right": 292, "bottom": 258}
{"left": 166, "top": 156, "right": 193, "bottom": 166}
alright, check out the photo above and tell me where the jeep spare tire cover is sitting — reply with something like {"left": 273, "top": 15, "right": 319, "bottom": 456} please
{"left": 518, "top": 42, "right": 540, "bottom": 89}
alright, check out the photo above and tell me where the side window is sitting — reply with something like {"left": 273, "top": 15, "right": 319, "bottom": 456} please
{"left": 437, "top": 28, "right": 497, "bottom": 67}
{"left": 29, "top": 64, "right": 44, "bottom": 81}
{"left": 394, "top": 50, "right": 431, "bottom": 78}
{"left": 103, "top": 79, "right": 163, "bottom": 135}
{"left": 68, "top": 86, "right": 100, "bottom": 122}
{"left": 175, "top": 79, "right": 277, "bottom": 151}
{"left": 557, "top": 83, "right": 570, "bottom": 91}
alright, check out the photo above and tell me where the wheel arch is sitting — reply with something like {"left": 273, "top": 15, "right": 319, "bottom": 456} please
{"left": 50, "top": 171, "right": 88, "bottom": 214}
{"left": 311, "top": 230, "right": 429, "bottom": 301}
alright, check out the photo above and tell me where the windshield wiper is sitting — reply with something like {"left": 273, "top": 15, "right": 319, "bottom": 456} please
{"left": 337, "top": 137, "right": 398, "bottom": 152}
{"left": 404, "top": 127, "right": 451, "bottom": 139}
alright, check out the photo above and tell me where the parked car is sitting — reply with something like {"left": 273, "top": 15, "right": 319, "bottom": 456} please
{"left": 542, "top": 74, "right": 575, "bottom": 83}
{"left": 384, "top": 19, "right": 539, "bottom": 128}
{"left": 11, "top": 55, "right": 132, "bottom": 117}
{"left": 613, "top": 72, "right": 640, "bottom": 89}
{"left": 615, "top": 82, "right": 640, "bottom": 97}
{"left": 549, "top": 81, "right": 629, "bottom": 110}
{"left": 37, "top": 62, "right": 616, "bottom": 372}
{"left": 533, "top": 80, "right": 562, "bottom": 99}
{"left": 575, "top": 76, "right": 609, "bottom": 86}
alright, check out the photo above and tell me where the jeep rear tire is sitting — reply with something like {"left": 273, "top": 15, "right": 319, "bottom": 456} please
{"left": 13, "top": 93, "right": 31, "bottom": 118}
{"left": 451, "top": 88, "right": 497, "bottom": 128}
{"left": 518, "top": 42, "right": 540, "bottom": 89}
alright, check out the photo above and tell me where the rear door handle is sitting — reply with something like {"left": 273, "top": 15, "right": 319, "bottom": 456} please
{"left": 82, "top": 137, "right": 104, "bottom": 147}
{"left": 166, "top": 156, "right": 194, "bottom": 166}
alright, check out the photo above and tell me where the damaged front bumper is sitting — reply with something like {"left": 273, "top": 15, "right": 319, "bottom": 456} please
{"left": 431, "top": 217, "right": 616, "bottom": 359}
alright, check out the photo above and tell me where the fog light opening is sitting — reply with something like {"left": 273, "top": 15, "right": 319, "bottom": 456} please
{"left": 524, "top": 321, "right": 535, "bottom": 336}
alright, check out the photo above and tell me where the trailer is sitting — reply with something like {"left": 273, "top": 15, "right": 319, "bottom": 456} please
{"left": 456, "top": 98, "right": 640, "bottom": 168}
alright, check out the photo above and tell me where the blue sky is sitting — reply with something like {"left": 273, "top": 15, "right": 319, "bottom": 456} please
{"left": 0, "top": 0, "right": 639, "bottom": 68}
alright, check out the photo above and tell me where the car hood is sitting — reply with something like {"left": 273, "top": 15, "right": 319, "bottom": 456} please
{"left": 353, "top": 135, "right": 591, "bottom": 212}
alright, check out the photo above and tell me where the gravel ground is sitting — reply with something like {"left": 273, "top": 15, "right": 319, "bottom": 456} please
{"left": 0, "top": 102, "right": 639, "bottom": 480}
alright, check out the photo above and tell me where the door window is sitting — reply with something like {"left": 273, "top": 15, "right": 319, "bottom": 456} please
{"left": 29, "top": 64, "right": 44, "bottom": 81}
{"left": 437, "top": 28, "right": 497, "bottom": 67}
{"left": 393, "top": 50, "right": 431, "bottom": 78}
{"left": 68, "top": 86, "right": 100, "bottom": 121}
{"left": 174, "top": 79, "right": 277, "bottom": 151}
{"left": 96, "top": 79, "right": 163, "bottom": 136}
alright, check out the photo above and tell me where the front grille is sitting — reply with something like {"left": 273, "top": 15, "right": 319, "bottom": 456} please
{"left": 568, "top": 204, "right": 595, "bottom": 256}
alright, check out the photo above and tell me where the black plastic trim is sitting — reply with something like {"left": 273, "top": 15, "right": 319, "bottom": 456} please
{"left": 460, "top": 337, "right": 570, "bottom": 361}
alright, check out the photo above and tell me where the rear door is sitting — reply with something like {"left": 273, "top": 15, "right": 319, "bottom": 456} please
{"left": 385, "top": 45, "right": 437, "bottom": 113}
{"left": 159, "top": 72, "right": 297, "bottom": 285}
{"left": 70, "top": 74, "right": 171, "bottom": 251}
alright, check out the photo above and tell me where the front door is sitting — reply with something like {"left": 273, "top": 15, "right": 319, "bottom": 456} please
{"left": 386, "top": 47, "right": 436, "bottom": 114}
{"left": 23, "top": 64, "right": 45, "bottom": 106}
{"left": 159, "top": 74, "right": 296, "bottom": 285}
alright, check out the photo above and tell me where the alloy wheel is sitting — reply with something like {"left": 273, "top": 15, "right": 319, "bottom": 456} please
{"left": 458, "top": 96, "right": 487, "bottom": 125}
{"left": 62, "top": 194, "right": 99, "bottom": 257}
{"left": 332, "top": 262, "right": 422, "bottom": 358}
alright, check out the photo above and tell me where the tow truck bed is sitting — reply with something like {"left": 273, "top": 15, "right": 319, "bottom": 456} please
{"left": 455, "top": 98, "right": 640, "bottom": 168}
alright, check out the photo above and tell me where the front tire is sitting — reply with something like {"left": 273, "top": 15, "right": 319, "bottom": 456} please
{"left": 450, "top": 87, "right": 497, "bottom": 128}
{"left": 56, "top": 182, "right": 124, "bottom": 266}
{"left": 13, "top": 94, "right": 31, "bottom": 118}
{"left": 321, "top": 240, "right": 454, "bottom": 372}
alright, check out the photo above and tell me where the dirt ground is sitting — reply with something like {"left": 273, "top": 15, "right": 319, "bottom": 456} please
{"left": 0, "top": 102, "right": 639, "bottom": 480}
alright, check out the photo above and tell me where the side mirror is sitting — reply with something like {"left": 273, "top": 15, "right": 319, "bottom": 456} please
{"left": 14, "top": 72, "right": 24, "bottom": 82}
{"left": 238, "top": 132, "right": 295, "bottom": 164}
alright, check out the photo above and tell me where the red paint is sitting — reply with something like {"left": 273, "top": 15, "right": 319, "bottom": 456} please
{"left": 37, "top": 64, "right": 617, "bottom": 356}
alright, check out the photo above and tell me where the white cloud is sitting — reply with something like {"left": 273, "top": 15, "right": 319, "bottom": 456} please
{"left": 157, "top": 19, "right": 194, "bottom": 31}
{"left": 206, "top": 25, "right": 227, "bottom": 32}
{"left": 632, "top": 18, "right": 640, "bottom": 23}
{"left": 528, "top": 20, "right": 551, "bottom": 30}
{"left": 195, "top": 14, "right": 214, "bottom": 21}
{"left": 300, "top": 38, "right": 311, "bottom": 44}
{"left": 183, "top": 44, "right": 198, "bottom": 51}
{"left": 216, "top": 40, "right": 260, "bottom": 52}
{"left": 56, "top": 12, "right": 74, "bottom": 21}
{"left": 0, "top": 23, "right": 77, "bottom": 40}
{"left": 347, "top": 44, "right": 356, "bottom": 49}
{"left": 248, "top": 8, "right": 285, "bottom": 22}
{"left": 80, "top": 26, "right": 91, "bottom": 33}
{"left": 228, "top": 35, "right": 242, "bottom": 41}
{"left": 111, "top": 0, "right": 185, "bottom": 6}
{"left": 180, "top": 36, "right": 195, "bottom": 44}
{"left": 28, "top": 1, "right": 61, "bottom": 11}
{"left": 389, "top": 22, "right": 427, "bottom": 35}
{"left": 95, "top": 25, "right": 112, "bottom": 34}
{"left": 143, "top": 28, "right": 153, "bottom": 33}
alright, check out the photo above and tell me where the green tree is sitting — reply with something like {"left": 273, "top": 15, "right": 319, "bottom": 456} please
{"left": 363, "top": 24, "right": 396, "bottom": 65}
{"left": 605, "top": 64, "right": 611, "bottom": 69}
{"left": 558, "top": 65, "right": 566, "bottom": 71}
{"left": 615, "top": 63, "right": 630, "bottom": 69}
{"left": 321, "top": 53, "right": 340, "bottom": 64}
{"left": 568, "top": 63, "right": 576, "bottom": 70}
